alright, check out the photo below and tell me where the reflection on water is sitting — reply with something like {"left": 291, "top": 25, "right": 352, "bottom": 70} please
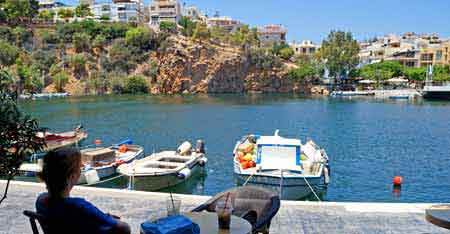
{"left": 18, "top": 94, "right": 450, "bottom": 202}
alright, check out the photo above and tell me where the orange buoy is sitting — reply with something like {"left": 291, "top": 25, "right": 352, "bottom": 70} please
{"left": 393, "top": 176, "right": 403, "bottom": 186}
{"left": 94, "top": 139, "right": 102, "bottom": 145}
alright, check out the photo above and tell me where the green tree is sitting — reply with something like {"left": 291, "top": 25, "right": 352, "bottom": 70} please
{"left": 287, "top": 60, "right": 322, "bottom": 82}
{"left": 318, "top": 31, "right": 360, "bottom": 84}
{"left": 0, "top": 39, "right": 19, "bottom": 68}
{"left": 100, "top": 14, "right": 110, "bottom": 21}
{"left": 159, "top": 21, "right": 177, "bottom": 33}
{"left": 179, "top": 16, "right": 195, "bottom": 37}
{"left": 279, "top": 47, "right": 295, "bottom": 60}
{"left": 74, "top": 4, "right": 92, "bottom": 18}
{"left": 52, "top": 71, "right": 69, "bottom": 92}
{"left": 124, "top": 75, "right": 149, "bottom": 94}
{"left": 1, "top": 0, "right": 39, "bottom": 24}
{"left": 92, "top": 34, "right": 106, "bottom": 50}
{"left": 31, "top": 49, "right": 56, "bottom": 74}
{"left": 403, "top": 67, "right": 426, "bottom": 81}
{"left": 106, "top": 39, "right": 136, "bottom": 73}
{"left": 38, "top": 9, "right": 55, "bottom": 21}
{"left": 125, "top": 26, "right": 154, "bottom": 51}
{"left": 0, "top": 72, "right": 45, "bottom": 204}
{"left": 192, "top": 22, "right": 210, "bottom": 42}
{"left": 57, "top": 8, "right": 74, "bottom": 21}
{"left": 432, "top": 65, "right": 450, "bottom": 81}
{"left": 72, "top": 32, "right": 91, "bottom": 53}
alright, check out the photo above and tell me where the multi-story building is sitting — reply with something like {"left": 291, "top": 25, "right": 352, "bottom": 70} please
{"left": 206, "top": 16, "right": 243, "bottom": 33}
{"left": 359, "top": 32, "right": 450, "bottom": 68}
{"left": 91, "top": 0, "right": 145, "bottom": 23}
{"left": 182, "top": 5, "right": 206, "bottom": 22}
{"left": 257, "top": 24, "right": 287, "bottom": 46}
{"left": 38, "top": 0, "right": 67, "bottom": 9}
{"left": 149, "top": 0, "right": 182, "bottom": 28}
{"left": 290, "top": 40, "right": 319, "bottom": 56}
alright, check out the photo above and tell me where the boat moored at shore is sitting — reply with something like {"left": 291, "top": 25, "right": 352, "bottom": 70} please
{"left": 233, "top": 130, "right": 330, "bottom": 200}
{"left": 117, "top": 140, "right": 208, "bottom": 191}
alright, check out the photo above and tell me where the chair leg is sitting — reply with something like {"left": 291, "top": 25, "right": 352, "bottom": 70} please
{"left": 29, "top": 218, "right": 40, "bottom": 234}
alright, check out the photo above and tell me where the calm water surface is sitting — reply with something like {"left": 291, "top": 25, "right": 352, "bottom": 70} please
{"left": 20, "top": 94, "right": 450, "bottom": 203}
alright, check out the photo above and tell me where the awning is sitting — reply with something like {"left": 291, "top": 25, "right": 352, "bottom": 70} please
{"left": 386, "top": 78, "right": 408, "bottom": 83}
{"left": 358, "top": 79, "right": 376, "bottom": 84}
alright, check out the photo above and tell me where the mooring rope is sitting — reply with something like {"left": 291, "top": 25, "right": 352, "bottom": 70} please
{"left": 302, "top": 175, "right": 322, "bottom": 202}
{"left": 86, "top": 174, "right": 124, "bottom": 186}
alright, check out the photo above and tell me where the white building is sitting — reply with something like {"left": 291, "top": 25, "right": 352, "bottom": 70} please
{"left": 182, "top": 5, "right": 206, "bottom": 22}
{"left": 290, "top": 40, "right": 319, "bottom": 56}
{"left": 149, "top": 0, "right": 182, "bottom": 28}
{"left": 38, "top": 0, "right": 67, "bottom": 9}
{"left": 91, "top": 0, "right": 145, "bottom": 23}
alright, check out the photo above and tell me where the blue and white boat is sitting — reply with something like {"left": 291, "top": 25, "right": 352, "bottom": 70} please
{"left": 233, "top": 130, "right": 330, "bottom": 200}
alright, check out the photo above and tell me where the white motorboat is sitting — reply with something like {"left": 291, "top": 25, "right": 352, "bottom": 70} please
{"left": 79, "top": 143, "right": 144, "bottom": 185}
{"left": 19, "top": 140, "right": 144, "bottom": 185}
{"left": 117, "top": 140, "right": 207, "bottom": 191}
{"left": 233, "top": 130, "right": 330, "bottom": 200}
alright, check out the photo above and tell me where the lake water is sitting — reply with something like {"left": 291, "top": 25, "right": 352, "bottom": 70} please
{"left": 20, "top": 94, "right": 450, "bottom": 203}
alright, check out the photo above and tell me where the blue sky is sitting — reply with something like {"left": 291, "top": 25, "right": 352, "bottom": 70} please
{"left": 64, "top": 0, "right": 450, "bottom": 43}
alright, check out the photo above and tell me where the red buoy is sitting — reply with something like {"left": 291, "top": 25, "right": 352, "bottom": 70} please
{"left": 393, "top": 176, "right": 403, "bottom": 186}
{"left": 94, "top": 139, "right": 102, "bottom": 145}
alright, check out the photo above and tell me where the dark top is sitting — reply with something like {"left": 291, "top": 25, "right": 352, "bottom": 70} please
{"left": 36, "top": 193, "right": 118, "bottom": 234}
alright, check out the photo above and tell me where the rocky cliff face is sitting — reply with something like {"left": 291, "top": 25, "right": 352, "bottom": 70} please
{"left": 150, "top": 37, "right": 312, "bottom": 95}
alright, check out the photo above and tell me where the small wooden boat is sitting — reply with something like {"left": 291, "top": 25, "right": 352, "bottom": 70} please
{"left": 118, "top": 140, "right": 207, "bottom": 191}
{"left": 38, "top": 125, "right": 88, "bottom": 152}
{"left": 233, "top": 130, "right": 330, "bottom": 200}
{"left": 19, "top": 139, "right": 144, "bottom": 185}
{"left": 79, "top": 142, "right": 144, "bottom": 185}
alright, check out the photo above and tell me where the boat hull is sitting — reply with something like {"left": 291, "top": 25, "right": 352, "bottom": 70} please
{"left": 125, "top": 163, "right": 205, "bottom": 191}
{"left": 235, "top": 172, "right": 325, "bottom": 200}
{"left": 423, "top": 91, "right": 450, "bottom": 100}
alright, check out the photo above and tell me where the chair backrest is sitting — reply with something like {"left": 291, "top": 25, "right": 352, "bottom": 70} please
{"left": 23, "top": 210, "right": 48, "bottom": 234}
{"left": 194, "top": 186, "right": 281, "bottom": 231}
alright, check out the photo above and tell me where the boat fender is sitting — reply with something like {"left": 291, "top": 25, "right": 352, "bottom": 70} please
{"left": 85, "top": 169, "right": 100, "bottom": 185}
{"left": 323, "top": 166, "right": 330, "bottom": 185}
{"left": 177, "top": 168, "right": 191, "bottom": 179}
{"left": 177, "top": 141, "right": 192, "bottom": 156}
{"left": 198, "top": 157, "right": 208, "bottom": 167}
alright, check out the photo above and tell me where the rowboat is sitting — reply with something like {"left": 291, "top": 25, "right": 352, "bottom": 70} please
{"left": 79, "top": 142, "right": 144, "bottom": 185}
{"left": 19, "top": 139, "right": 144, "bottom": 185}
{"left": 117, "top": 140, "right": 208, "bottom": 191}
{"left": 233, "top": 130, "right": 330, "bottom": 200}
{"left": 38, "top": 125, "right": 88, "bottom": 152}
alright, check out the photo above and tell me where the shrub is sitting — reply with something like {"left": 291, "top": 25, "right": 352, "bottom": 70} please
{"left": 52, "top": 71, "right": 69, "bottom": 92}
{"left": 279, "top": 47, "right": 294, "bottom": 60}
{"left": 159, "top": 21, "right": 177, "bottom": 33}
{"left": 125, "top": 26, "right": 154, "bottom": 51}
{"left": 249, "top": 48, "right": 282, "bottom": 69}
{"left": 123, "top": 75, "right": 149, "bottom": 94}
{"left": 72, "top": 32, "right": 91, "bottom": 53}
{"left": 0, "top": 40, "right": 19, "bottom": 68}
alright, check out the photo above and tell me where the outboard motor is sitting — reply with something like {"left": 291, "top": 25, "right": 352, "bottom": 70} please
{"left": 195, "top": 140, "right": 205, "bottom": 153}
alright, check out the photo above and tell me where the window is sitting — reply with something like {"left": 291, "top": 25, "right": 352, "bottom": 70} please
{"left": 436, "top": 51, "right": 442, "bottom": 61}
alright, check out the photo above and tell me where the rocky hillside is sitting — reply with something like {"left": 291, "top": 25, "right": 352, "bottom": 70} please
{"left": 149, "top": 36, "right": 312, "bottom": 94}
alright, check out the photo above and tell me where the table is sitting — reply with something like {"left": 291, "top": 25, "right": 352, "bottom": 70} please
{"left": 425, "top": 205, "right": 450, "bottom": 229}
{"left": 184, "top": 212, "right": 252, "bottom": 234}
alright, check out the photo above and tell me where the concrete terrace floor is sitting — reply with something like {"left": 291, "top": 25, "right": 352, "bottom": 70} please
{"left": 0, "top": 181, "right": 448, "bottom": 234}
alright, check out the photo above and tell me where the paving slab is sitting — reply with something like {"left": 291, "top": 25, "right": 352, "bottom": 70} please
{"left": 0, "top": 181, "right": 447, "bottom": 234}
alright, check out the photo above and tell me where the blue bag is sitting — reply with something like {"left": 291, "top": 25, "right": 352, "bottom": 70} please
{"left": 140, "top": 215, "right": 200, "bottom": 234}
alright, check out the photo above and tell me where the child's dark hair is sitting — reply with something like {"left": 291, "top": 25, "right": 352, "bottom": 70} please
{"left": 39, "top": 148, "right": 82, "bottom": 199}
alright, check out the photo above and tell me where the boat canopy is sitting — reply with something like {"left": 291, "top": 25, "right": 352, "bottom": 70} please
{"left": 256, "top": 135, "right": 302, "bottom": 171}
